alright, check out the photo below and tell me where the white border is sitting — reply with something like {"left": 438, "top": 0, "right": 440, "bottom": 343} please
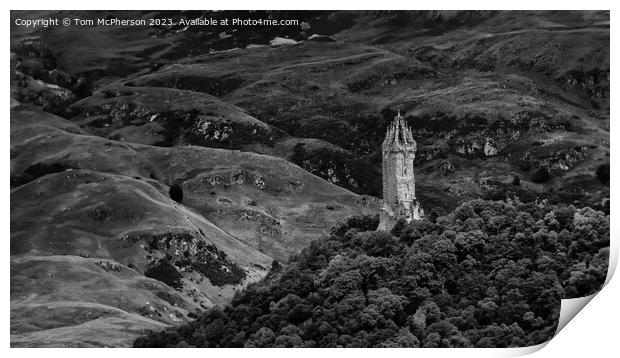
{"left": 4, "top": 1, "right": 618, "bottom": 357}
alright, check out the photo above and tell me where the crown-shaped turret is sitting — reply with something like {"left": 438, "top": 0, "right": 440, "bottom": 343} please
{"left": 378, "top": 109, "right": 423, "bottom": 230}
{"left": 382, "top": 110, "right": 416, "bottom": 152}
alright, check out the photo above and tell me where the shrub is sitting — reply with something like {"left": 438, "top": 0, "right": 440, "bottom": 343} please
{"left": 169, "top": 184, "right": 183, "bottom": 203}
{"left": 531, "top": 167, "right": 550, "bottom": 183}
{"left": 145, "top": 259, "right": 183, "bottom": 289}
{"left": 596, "top": 163, "right": 610, "bottom": 184}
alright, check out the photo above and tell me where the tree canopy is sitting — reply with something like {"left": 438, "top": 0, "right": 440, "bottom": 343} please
{"left": 134, "top": 199, "right": 609, "bottom": 348}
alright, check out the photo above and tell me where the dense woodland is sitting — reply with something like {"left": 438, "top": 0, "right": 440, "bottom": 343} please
{"left": 134, "top": 198, "right": 609, "bottom": 348}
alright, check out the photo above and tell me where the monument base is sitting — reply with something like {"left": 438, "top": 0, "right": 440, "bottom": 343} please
{"left": 377, "top": 199, "right": 424, "bottom": 231}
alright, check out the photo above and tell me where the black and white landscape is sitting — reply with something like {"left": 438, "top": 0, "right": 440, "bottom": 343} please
{"left": 10, "top": 10, "right": 610, "bottom": 348}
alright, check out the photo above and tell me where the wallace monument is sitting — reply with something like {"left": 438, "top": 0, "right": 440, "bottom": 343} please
{"left": 378, "top": 111, "right": 424, "bottom": 230}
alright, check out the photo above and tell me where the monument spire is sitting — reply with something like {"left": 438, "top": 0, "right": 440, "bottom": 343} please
{"left": 378, "top": 109, "right": 424, "bottom": 230}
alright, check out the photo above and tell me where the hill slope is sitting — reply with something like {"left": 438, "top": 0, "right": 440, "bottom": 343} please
{"left": 10, "top": 104, "right": 376, "bottom": 346}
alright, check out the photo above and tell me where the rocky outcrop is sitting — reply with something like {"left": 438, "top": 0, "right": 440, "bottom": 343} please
{"left": 12, "top": 73, "right": 76, "bottom": 114}
{"left": 68, "top": 85, "right": 282, "bottom": 149}
{"left": 484, "top": 137, "right": 499, "bottom": 156}
{"left": 122, "top": 230, "right": 247, "bottom": 287}
{"left": 11, "top": 37, "right": 89, "bottom": 114}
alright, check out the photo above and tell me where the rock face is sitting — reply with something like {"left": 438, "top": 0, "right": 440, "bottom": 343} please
{"left": 484, "top": 137, "right": 499, "bottom": 156}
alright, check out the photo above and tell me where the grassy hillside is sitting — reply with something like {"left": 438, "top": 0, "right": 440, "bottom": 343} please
{"left": 10, "top": 103, "right": 376, "bottom": 346}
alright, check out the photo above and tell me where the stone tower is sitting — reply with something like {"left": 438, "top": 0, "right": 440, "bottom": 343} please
{"left": 378, "top": 110, "right": 423, "bottom": 230}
